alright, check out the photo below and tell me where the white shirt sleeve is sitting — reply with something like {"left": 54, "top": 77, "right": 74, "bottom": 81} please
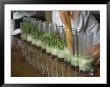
{"left": 85, "top": 12, "right": 100, "bottom": 45}
{"left": 73, "top": 11, "right": 100, "bottom": 45}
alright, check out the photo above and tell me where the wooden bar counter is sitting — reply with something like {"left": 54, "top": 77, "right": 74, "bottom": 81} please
{"left": 11, "top": 35, "right": 100, "bottom": 77}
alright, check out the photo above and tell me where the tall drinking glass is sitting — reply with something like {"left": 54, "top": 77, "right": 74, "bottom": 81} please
{"left": 78, "top": 32, "right": 94, "bottom": 75}
{"left": 71, "top": 29, "right": 79, "bottom": 70}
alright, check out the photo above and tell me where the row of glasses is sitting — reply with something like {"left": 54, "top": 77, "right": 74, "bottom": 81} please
{"left": 20, "top": 17, "right": 94, "bottom": 77}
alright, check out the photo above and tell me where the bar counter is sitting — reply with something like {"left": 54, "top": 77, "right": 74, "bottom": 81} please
{"left": 11, "top": 35, "right": 100, "bottom": 77}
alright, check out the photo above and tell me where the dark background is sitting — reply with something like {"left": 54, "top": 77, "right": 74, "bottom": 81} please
{"left": 0, "top": 0, "right": 109, "bottom": 86}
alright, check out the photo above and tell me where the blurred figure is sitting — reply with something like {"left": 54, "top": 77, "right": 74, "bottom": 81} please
{"left": 52, "top": 11, "right": 100, "bottom": 66}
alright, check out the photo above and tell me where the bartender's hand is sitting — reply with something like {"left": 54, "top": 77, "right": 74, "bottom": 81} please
{"left": 93, "top": 44, "right": 100, "bottom": 66}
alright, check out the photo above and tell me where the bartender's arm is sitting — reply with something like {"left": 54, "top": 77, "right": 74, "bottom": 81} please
{"left": 93, "top": 43, "right": 100, "bottom": 66}
{"left": 59, "top": 11, "right": 75, "bottom": 54}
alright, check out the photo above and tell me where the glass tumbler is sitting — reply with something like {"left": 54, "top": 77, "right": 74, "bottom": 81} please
{"left": 78, "top": 32, "right": 94, "bottom": 75}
